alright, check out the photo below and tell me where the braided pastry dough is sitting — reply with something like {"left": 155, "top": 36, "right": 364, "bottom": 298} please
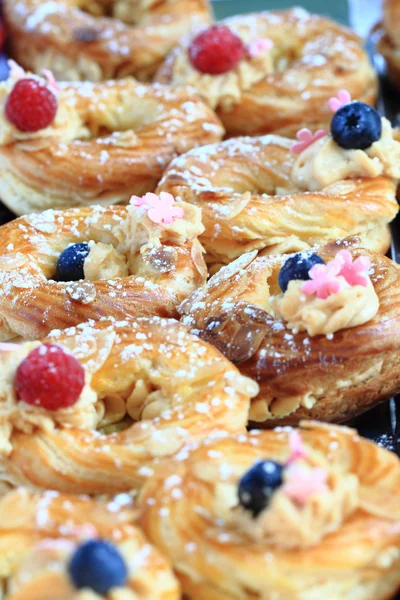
{"left": 156, "top": 8, "right": 377, "bottom": 136}
{"left": 0, "top": 318, "right": 258, "bottom": 494}
{"left": 0, "top": 76, "right": 224, "bottom": 215}
{"left": 0, "top": 488, "right": 180, "bottom": 599}
{"left": 138, "top": 422, "right": 400, "bottom": 600}
{"left": 4, "top": 0, "right": 212, "bottom": 82}
{"left": 180, "top": 241, "right": 400, "bottom": 424}
{"left": 158, "top": 135, "right": 399, "bottom": 268}
{"left": 0, "top": 201, "right": 207, "bottom": 341}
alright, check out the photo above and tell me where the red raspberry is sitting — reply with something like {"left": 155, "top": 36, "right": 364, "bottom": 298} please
{"left": 5, "top": 78, "right": 58, "bottom": 132}
{"left": 188, "top": 25, "right": 245, "bottom": 75}
{"left": 15, "top": 344, "right": 85, "bottom": 411}
{"left": 0, "top": 22, "right": 6, "bottom": 53}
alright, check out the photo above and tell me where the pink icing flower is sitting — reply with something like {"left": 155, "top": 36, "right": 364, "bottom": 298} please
{"left": 328, "top": 89, "right": 352, "bottom": 113}
{"left": 131, "top": 192, "right": 184, "bottom": 225}
{"left": 335, "top": 250, "right": 371, "bottom": 287}
{"left": 7, "top": 59, "right": 25, "bottom": 80}
{"left": 301, "top": 257, "right": 345, "bottom": 299}
{"left": 41, "top": 69, "right": 60, "bottom": 95}
{"left": 283, "top": 464, "right": 328, "bottom": 506}
{"left": 290, "top": 128, "right": 327, "bottom": 154}
{"left": 247, "top": 38, "right": 274, "bottom": 57}
{"left": 286, "top": 431, "right": 308, "bottom": 465}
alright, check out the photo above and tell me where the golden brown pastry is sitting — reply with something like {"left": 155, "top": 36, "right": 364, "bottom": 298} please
{"left": 0, "top": 317, "right": 258, "bottom": 494}
{"left": 158, "top": 108, "right": 400, "bottom": 270}
{"left": 179, "top": 241, "right": 400, "bottom": 424}
{"left": 0, "top": 69, "right": 224, "bottom": 215}
{"left": 3, "top": 0, "right": 212, "bottom": 82}
{"left": 0, "top": 198, "right": 207, "bottom": 341}
{"left": 0, "top": 488, "right": 180, "bottom": 599}
{"left": 138, "top": 421, "right": 400, "bottom": 600}
{"left": 378, "top": 0, "right": 400, "bottom": 87}
{"left": 156, "top": 8, "right": 377, "bottom": 137}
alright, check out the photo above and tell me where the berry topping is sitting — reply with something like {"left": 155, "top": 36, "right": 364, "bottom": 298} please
{"left": 15, "top": 344, "right": 85, "bottom": 411}
{"left": 188, "top": 25, "right": 245, "bottom": 75}
{"left": 68, "top": 540, "right": 128, "bottom": 595}
{"left": 238, "top": 460, "right": 284, "bottom": 517}
{"left": 56, "top": 242, "right": 90, "bottom": 282}
{"left": 5, "top": 78, "right": 58, "bottom": 132}
{"left": 331, "top": 102, "right": 382, "bottom": 150}
{"left": 278, "top": 252, "right": 325, "bottom": 293}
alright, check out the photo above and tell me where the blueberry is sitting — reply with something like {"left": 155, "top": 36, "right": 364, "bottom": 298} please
{"left": 238, "top": 460, "right": 284, "bottom": 517}
{"left": 331, "top": 102, "right": 382, "bottom": 150}
{"left": 278, "top": 252, "right": 325, "bottom": 293}
{"left": 56, "top": 242, "right": 90, "bottom": 281}
{"left": 68, "top": 539, "right": 128, "bottom": 595}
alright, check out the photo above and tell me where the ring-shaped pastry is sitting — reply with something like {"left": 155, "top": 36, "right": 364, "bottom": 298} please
{"left": 179, "top": 242, "right": 400, "bottom": 424}
{"left": 158, "top": 132, "right": 400, "bottom": 269}
{"left": 0, "top": 488, "right": 180, "bottom": 599}
{"left": 378, "top": 0, "right": 400, "bottom": 88}
{"left": 0, "top": 200, "right": 207, "bottom": 341}
{"left": 0, "top": 75, "right": 224, "bottom": 215}
{"left": 0, "top": 318, "right": 258, "bottom": 494}
{"left": 4, "top": 0, "right": 212, "bottom": 82}
{"left": 156, "top": 8, "right": 377, "bottom": 137}
{"left": 138, "top": 422, "right": 400, "bottom": 600}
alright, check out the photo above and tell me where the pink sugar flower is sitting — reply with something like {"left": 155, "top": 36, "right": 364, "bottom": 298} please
{"left": 286, "top": 430, "right": 308, "bottom": 465}
{"left": 290, "top": 128, "right": 327, "bottom": 154}
{"left": 41, "top": 69, "right": 60, "bottom": 95}
{"left": 131, "top": 192, "right": 184, "bottom": 225}
{"left": 7, "top": 59, "right": 25, "bottom": 80}
{"left": 283, "top": 464, "right": 328, "bottom": 506}
{"left": 247, "top": 38, "right": 274, "bottom": 57}
{"left": 328, "top": 89, "right": 352, "bottom": 113}
{"left": 301, "top": 257, "right": 345, "bottom": 299}
{"left": 335, "top": 250, "right": 371, "bottom": 287}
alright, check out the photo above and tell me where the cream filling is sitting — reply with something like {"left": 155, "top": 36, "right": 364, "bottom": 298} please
{"left": 115, "top": 199, "right": 204, "bottom": 273}
{"left": 291, "top": 118, "right": 400, "bottom": 191}
{"left": 84, "top": 242, "right": 129, "bottom": 281}
{"left": 271, "top": 278, "right": 379, "bottom": 336}
{"left": 231, "top": 460, "right": 359, "bottom": 550}
{"left": 169, "top": 45, "right": 274, "bottom": 111}
{"left": 0, "top": 345, "right": 100, "bottom": 456}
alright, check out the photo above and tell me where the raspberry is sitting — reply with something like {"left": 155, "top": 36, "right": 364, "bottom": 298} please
{"left": 5, "top": 78, "right": 58, "bottom": 132}
{"left": 0, "top": 22, "right": 6, "bottom": 54}
{"left": 15, "top": 344, "right": 85, "bottom": 411}
{"left": 188, "top": 25, "right": 245, "bottom": 75}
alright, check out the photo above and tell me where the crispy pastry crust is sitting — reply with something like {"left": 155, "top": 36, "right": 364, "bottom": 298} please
{"left": 179, "top": 242, "right": 400, "bottom": 424}
{"left": 156, "top": 8, "right": 377, "bottom": 136}
{"left": 4, "top": 0, "right": 212, "bottom": 82}
{"left": 0, "top": 78, "right": 224, "bottom": 215}
{"left": 157, "top": 136, "right": 398, "bottom": 267}
{"left": 138, "top": 422, "right": 400, "bottom": 600}
{"left": 0, "top": 318, "right": 258, "bottom": 494}
{"left": 0, "top": 204, "right": 208, "bottom": 341}
{"left": 0, "top": 488, "right": 180, "bottom": 599}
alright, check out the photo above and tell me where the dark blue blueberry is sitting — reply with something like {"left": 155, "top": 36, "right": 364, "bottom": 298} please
{"left": 278, "top": 252, "right": 325, "bottom": 293}
{"left": 331, "top": 102, "right": 382, "bottom": 150}
{"left": 56, "top": 242, "right": 90, "bottom": 281}
{"left": 238, "top": 460, "right": 284, "bottom": 517}
{"left": 68, "top": 539, "right": 128, "bottom": 595}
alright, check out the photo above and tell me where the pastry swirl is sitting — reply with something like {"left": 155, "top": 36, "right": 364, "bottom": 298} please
{"left": 156, "top": 8, "right": 377, "bottom": 136}
{"left": 4, "top": 0, "right": 212, "bottom": 82}
{"left": 0, "top": 75, "right": 224, "bottom": 215}
{"left": 138, "top": 421, "right": 400, "bottom": 600}
{"left": 179, "top": 242, "right": 400, "bottom": 424}
{"left": 0, "top": 201, "right": 207, "bottom": 341}
{"left": 157, "top": 134, "right": 399, "bottom": 268}
{"left": 0, "top": 318, "right": 258, "bottom": 494}
{"left": 0, "top": 488, "right": 180, "bottom": 599}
